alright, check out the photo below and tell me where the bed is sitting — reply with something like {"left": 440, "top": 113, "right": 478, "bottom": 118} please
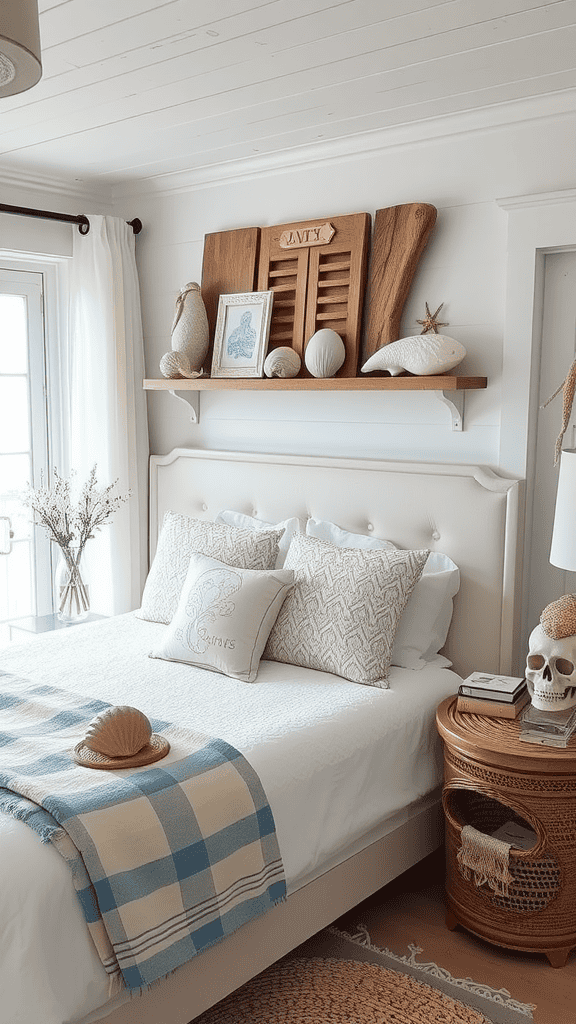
{"left": 0, "top": 448, "right": 520, "bottom": 1024}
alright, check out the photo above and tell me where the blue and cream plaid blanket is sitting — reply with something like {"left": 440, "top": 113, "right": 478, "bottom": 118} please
{"left": 0, "top": 673, "right": 285, "bottom": 994}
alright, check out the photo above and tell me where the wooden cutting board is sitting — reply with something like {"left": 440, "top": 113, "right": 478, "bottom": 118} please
{"left": 363, "top": 203, "right": 437, "bottom": 363}
{"left": 200, "top": 226, "right": 260, "bottom": 370}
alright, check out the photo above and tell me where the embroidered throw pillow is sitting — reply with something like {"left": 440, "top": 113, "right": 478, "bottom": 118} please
{"left": 150, "top": 553, "right": 294, "bottom": 682}
{"left": 138, "top": 513, "right": 283, "bottom": 624}
{"left": 264, "top": 533, "right": 429, "bottom": 686}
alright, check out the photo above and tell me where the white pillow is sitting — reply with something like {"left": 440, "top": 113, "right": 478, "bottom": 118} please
{"left": 306, "top": 518, "right": 396, "bottom": 551}
{"left": 150, "top": 553, "right": 294, "bottom": 682}
{"left": 264, "top": 533, "right": 429, "bottom": 687}
{"left": 138, "top": 512, "right": 283, "bottom": 625}
{"left": 306, "top": 519, "right": 460, "bottom": 670}
{"left": 214, "top": 510, "right": 303, "bottom": 567}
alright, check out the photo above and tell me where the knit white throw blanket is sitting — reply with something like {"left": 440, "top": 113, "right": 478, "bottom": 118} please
{"left": 457, "top": 825, "right": 513, "bottom": 897}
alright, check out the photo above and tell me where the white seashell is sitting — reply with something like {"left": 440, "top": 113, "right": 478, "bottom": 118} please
{"left": 170, "top": 282, "right": 209, "bottom": 373}
{"left": 83, "top": 706, "right": 152, "bottom": 758}
{"left": 160, "top": 351, "right": 203, "bottom": 379}
{"left": 361, "top": 335, "right": 466, "bottom": 376}
{"left": 264, "top": 346, "right": 301, "bottom": 378}
{"left": 304, "top": 329, "right": 346, "bottom": 379}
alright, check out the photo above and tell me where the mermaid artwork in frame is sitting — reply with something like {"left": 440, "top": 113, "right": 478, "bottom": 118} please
{"left": 211, "top": 290, "right": 274, "bottom": 379}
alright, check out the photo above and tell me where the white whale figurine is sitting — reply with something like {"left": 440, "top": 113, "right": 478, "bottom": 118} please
{"left": 361, "top": 334, "right": 466, "bottom": 376}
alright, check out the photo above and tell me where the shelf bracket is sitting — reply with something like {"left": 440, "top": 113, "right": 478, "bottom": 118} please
{"left": 435, "top": 390, "right": 464, "bottom": 431}
{"left": 169, "top": 389, "right": 199, "bottom": 423}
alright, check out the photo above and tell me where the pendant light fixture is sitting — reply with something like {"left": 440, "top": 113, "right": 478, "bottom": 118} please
{"left": 0, "top": 0, "right": 42, "bottom": 98}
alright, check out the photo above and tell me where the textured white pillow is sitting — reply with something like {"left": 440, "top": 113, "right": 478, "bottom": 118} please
{"left": 150, "top": 553, "right": 294, "bottom": 682}
{"left": 214, "top": 510, "right": 304, "bottom": 567}
{"left": 306, "top": 519, "right": 459, "bottom": 670}
{"left": 138, "top": 512, "right": 283, "bottom": 624}
{"left": 264, "top": 533, "right": 429, "bottom": 686}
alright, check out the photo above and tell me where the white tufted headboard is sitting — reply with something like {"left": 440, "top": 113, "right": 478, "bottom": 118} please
{"left": 149, "top": 449, "right": 521, "bottom": 679}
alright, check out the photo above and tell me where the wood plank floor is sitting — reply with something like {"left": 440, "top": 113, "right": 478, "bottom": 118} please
{"left": 335, "top": 847, "right": 576, "bottom": 1024}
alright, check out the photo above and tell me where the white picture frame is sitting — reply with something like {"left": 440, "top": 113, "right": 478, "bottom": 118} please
{"left": 211, "top": 291, "right": 274, "bottom": 379}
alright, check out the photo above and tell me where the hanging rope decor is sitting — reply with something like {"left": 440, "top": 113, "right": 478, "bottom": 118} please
{"left": 541, "top": 356, "right": 576, "bottom": 464}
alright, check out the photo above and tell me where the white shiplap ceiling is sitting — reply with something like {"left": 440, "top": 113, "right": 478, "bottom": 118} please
{"left": 0, "top": 0, "right": 575, "bottom": 195}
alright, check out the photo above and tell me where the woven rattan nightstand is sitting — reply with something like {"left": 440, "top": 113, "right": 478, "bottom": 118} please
{"left": 436, "top": 695, "right": 576, "bottom": 968}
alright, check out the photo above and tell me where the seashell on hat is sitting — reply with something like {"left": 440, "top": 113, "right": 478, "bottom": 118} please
{"left": 73, "top": 705, "right": 170, "bottom": 770}
{"left": 540, "top": 593, "right": 576, "bottom": 640}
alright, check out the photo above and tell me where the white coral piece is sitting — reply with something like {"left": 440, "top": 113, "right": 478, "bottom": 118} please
{"left": 362, "top": 335, "right": 466, "bottom": 376}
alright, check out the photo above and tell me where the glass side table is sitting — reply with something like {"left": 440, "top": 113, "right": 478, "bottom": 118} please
{"left": 8, "top": 612, "right": 106, "bottom": 640}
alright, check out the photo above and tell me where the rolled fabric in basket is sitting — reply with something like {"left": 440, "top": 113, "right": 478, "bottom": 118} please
{"left": 457, "top": 824, "right": 513, "bottom": 897}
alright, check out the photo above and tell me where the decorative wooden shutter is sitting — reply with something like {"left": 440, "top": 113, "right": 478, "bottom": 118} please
{"left": 257, "top": 213, "right": 370, "bottom": 377}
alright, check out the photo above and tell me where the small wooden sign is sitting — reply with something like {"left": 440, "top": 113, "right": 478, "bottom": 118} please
{"left": 279, "top": 222, "right": 335, "bottom": 249}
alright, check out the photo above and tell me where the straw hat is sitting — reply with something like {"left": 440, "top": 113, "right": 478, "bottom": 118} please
{"left": 72, "top": 705, "right": 170, "bottom": 770}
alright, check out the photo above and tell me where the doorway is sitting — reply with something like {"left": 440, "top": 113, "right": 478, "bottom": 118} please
{"left": 525, "top": 249, "right": 576, "bottom": 644}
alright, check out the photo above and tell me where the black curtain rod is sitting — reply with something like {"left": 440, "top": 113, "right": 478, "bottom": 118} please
{"left": 0, "top": 203, "right": 142, "bottom": 235}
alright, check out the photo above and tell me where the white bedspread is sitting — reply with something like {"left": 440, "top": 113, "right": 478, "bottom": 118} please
{"left": 0, "top": 614, "right": 459, "bottom": 1024}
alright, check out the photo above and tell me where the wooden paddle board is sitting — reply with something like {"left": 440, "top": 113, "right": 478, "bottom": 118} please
{"left": 363, "top": 203, "right": 437, "bottom": 362}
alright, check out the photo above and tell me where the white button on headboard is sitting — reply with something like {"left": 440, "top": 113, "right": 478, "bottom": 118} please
{"left": 431, "top": 529, "right": 441, "bottom": 541}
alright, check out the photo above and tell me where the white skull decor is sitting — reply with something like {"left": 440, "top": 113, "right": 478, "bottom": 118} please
{"left": 526, "top": 594, "right": 576, "bottom": 712}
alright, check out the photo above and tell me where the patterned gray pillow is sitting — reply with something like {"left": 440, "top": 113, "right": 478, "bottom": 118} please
{"left": 138, "top": 512, "right": 283, "bottom": 624}
{"left": 264, "top": 533, "right": 429, "bottom": 686}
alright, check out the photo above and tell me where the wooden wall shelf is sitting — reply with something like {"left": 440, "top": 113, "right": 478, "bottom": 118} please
{"left": 143, "top": 375, "right": 487, "bottom": 430}
{"left": 144, "top": 375, "right": 486, "bottom": 392}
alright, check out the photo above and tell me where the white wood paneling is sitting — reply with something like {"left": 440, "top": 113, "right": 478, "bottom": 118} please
{"left": 0, "top": 1, "right": 574, "bottom": 190}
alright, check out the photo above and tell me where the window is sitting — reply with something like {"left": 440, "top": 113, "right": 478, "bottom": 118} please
{"left": 0, "top": 268, "right": 53, "bottom": 634}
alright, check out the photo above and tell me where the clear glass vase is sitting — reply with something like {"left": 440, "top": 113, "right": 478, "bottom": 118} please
{"left": 54, "top": 546, "right": 90, "bottom": 622}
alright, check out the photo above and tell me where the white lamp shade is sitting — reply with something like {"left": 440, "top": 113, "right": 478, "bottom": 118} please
{"left": 550, "top": 448, "right": 576, "bottom": 571}
{"left": 0, "top": 1, "right": 41, "bottom": 98}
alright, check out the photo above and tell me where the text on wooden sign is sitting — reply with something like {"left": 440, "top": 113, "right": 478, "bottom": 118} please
{"left": 279, "top": 222, "right": 335, "bottom": 249}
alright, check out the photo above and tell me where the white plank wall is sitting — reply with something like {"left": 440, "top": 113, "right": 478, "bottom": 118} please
{"left": 127, "top": 112, "right": 574, "bottom": 466}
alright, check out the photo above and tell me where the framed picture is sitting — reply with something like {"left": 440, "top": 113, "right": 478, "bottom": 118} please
{"left": 211, "top": 291, "right": 274, "bottom": 379}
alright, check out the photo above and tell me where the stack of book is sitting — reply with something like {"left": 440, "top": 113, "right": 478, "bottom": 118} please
{"left": 457, "top": 672, "right": 529, "bottom": 719}
{"left": 519, "top": 704, "right": 576, "bottom": 747}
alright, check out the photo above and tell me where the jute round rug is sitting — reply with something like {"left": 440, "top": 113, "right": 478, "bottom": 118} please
{"left": 197, "top": 955, "right": 492, "bottom": 1023}
{"left": 194, "top": 926, "right": 535, "bottom": 1024}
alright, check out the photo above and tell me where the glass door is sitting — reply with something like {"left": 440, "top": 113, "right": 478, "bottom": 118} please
{"left": 0, "top": 268, "right": 51, "bottom": 639}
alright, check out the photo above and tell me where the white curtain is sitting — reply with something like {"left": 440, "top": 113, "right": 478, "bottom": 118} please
{"left": 67, "top": 215, "right": 149, "bottom": 615}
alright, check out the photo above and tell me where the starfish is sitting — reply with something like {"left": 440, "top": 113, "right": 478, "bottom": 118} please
{"left": 416, "top": 302, "right": 448, "bottom": 335}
